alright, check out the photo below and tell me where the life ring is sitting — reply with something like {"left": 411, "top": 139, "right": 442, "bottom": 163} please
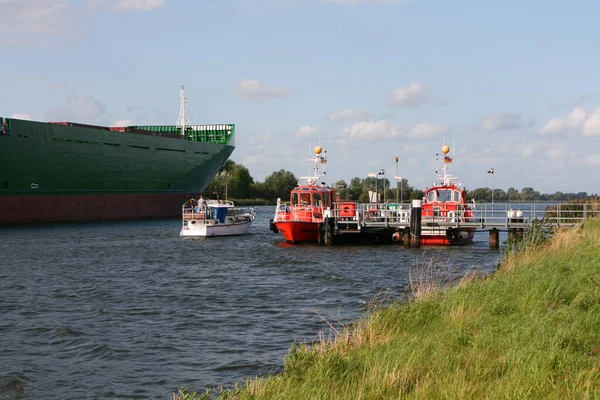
{"left": 392, "top": 231, "right": 402, "bottom": 243}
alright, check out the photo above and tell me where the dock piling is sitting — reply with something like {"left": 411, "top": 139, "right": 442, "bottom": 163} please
{"left": 324, "top": 217, "right": 335, "bottom": 246}
{"left": 489, "top": 228, "right": 499, "bottom": 249}
{"left": 409, "top": 200, "right": 422, "bottom": 248}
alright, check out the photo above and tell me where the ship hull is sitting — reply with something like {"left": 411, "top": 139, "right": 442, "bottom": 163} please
{"left": 274, "top": 221, "right": 319, "bottom": 243}
{"left": 420, "top": 227, "right": 476, "bottom": 246}
{"left": 0, "top": 193, "right": 192, "bottom": 223}
{"left": 0, "top": 118, "right": 235, "bottom": 224}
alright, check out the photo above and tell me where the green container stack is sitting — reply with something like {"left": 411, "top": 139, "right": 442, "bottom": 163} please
{"left": 130, "top": 124, "right": 235, "bottom": 144}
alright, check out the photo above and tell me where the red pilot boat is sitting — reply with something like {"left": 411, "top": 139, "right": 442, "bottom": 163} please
{"left": 420, "top": 145, "right": 476, "bottom": 245}
{"left": 270, "top": 146, "right": 336, "bottom": 243}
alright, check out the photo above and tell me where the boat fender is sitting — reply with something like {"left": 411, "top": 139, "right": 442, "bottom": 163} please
{"left": 392, "top": 231, "right": 402, "bottom": 243}
{"left": 269, "top": 219, "right": 279, "bottom": 233}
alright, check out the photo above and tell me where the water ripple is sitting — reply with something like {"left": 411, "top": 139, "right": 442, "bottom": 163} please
{"left": 0, "top": 207, "right": 503, "bottom": 399}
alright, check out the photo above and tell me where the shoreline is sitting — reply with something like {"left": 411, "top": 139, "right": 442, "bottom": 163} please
{"left": 177, "top": 217, "right": 600, "bottom": 399}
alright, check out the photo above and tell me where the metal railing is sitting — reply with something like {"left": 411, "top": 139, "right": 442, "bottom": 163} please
{"left": 323, "top": 202, "right": 600, "bottom": 230}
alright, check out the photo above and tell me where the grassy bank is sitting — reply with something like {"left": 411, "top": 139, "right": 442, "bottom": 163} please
{"left": 178, "top": 219, "right": 600, "bottom": 399}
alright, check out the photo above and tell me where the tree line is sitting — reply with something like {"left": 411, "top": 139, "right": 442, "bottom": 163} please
{"left": 204, "top": 160, "right": 593, "bottom": 203}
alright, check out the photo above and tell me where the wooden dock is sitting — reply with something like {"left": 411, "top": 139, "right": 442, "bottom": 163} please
{"left": 317, "top": 202, "right": 599, "bottom": 247}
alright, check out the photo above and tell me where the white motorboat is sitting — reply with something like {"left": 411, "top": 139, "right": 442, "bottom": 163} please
{"left": 180, "top": 198, "right": 256, "bottom": 237}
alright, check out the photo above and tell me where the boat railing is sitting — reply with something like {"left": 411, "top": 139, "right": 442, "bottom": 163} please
{"left": 181, "top": 198, "right": 208, "bottom": 221}
{"left": 273, "top": 202, "right": 326, "bottom": 223}
{"left": 420, "top": 205, "right": 473, "bottom": 227}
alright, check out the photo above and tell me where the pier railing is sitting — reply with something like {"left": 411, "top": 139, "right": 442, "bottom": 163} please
{"left": 469, "top": 203, "right": 600, "bottom": 228}
{"left": 329, "top": 202, "right": 600, "bottom": 230}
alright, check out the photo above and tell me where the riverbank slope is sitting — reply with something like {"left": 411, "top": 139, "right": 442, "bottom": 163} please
{"left": 185, "top": 219, "right": 600, "bottom": 399}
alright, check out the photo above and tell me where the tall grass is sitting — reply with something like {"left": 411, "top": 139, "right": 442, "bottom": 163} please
{"left": 180, "top": 219, "right": 600, "bottom": 399}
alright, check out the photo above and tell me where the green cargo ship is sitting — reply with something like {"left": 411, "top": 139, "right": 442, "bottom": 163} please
{"left": 0, "top": 89, "right": 235, "bottom": 224}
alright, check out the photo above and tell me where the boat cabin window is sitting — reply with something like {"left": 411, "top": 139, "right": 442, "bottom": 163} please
{"left": 322, "top": 192, "right": 330, "bottom": 208}
{"left": 299, "top": 192, "right": 311, "bottom": 206}
{"left": 453, "top": 190, "right": 461, "bottom": 202}
{"left": 437, "top": 189, "right": 452, "bottom": 202}
{"left": 313, "top": 193, "right": 322, "bottom": 207}
{"left": 427, "top": 190, "right": 436, "bottom": 202}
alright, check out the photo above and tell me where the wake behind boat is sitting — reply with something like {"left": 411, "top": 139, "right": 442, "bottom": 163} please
{"left": 180, "top": 198, "right": 255, "bottom": 237}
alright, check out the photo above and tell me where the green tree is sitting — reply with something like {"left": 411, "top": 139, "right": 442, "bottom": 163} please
{"left": 334, "top": 180, "right": 348, "bottom": 200}
{"left": 410, "top": 189, "right": 425, "bottom": 200}
{"left": 521, "top": 187, "right": 540, "bottom": 201}
{"left": 228, "top": 164, "right": 254, "bottom": 198}
{"left": 347, "top": 177, "right": 363, "bottom": 200}
{"left": 507, "top": 187, "right": 520, "bottom": 201}
{"left": 203, "top": 160, "right": 255, "bottom": 199}
{"left": 263, "top": 169, "right": 298, "bottom": 201}
{"left": 250, "top": 181, "right": 267, "bottom": 199}
{"left": 470, "top": 187, "right": 491, "bottom": 202}
{"left": 492, "top": 189, "right": 508, "bottom": 202}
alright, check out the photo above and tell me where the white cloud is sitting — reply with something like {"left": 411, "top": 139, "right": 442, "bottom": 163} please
{"left": 90, "top": 0, "right": 166, "bottom": 12}
{"left": 247, "top": 132, "right": 274, "bottom": 145}
{"left": 111, "top": 119, "right": 135, "bottom": 126}
{"left": 341, "top": 120, "right": 445, "bottom": 142}
{"left": 518, "top": 144, "right": 539, "bottom": 157}
{"left": 342, "top": 120, "right": 400, "bottom": 140}
{"left": 386, "top": 83, "right": 429, "bottom": 108}
{"left": 582, "top": 108, "right": 600, "bottom": 136}
{"left": 295, "top": 125, "right": 319, "bottom": 138}
{"left": 243, "top": 154, "right": 265, "bottom": 165}
{"left": 539, "top": 106, "right": 591, "bottom": 136}
{"left": 329, "top": 109, "right": 372, "bottom": 123}
{"left": 479, "top": 113, "right": 525, "bottom": 132}
{"left": 539, "top": 117, "right": 569, "bottom": 135}
{"left": 403, "top": 144, "right": 426, "bottom": 154}
{"left": 406, "top": 123, "right": 444, "bottom": 139}
{"left": 0, "top": 0, "right": 71, "bottom": 34}
{"left": 0, "top": 0, "right": 164, "bottom": 46}
{"left": 567, "top": 106, "right": 587, "bottom": 127}
{"left": 10, "top": 113, "right": 33, "bottom": 120}
{"left": 236, "top": 79, "right": 296, "bottom": 101}
{"left": 46, "top": 95, "right": 106, "bottom": 122}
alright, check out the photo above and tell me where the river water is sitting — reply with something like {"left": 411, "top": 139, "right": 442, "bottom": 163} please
{"left": 0, "top": 206, "right": 506, "bottom": 399}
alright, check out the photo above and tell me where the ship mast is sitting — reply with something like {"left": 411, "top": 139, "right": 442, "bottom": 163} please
{"left": 438, "top": 145, "right": 458, "bottom": 186}
{"left": 177, "top": 86, "right": 190, "bottom": 136}
{"left": 299, "top": 146, "right": 327, "bottom": 186}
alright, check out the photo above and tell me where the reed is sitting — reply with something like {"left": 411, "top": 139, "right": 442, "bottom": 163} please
{"left": 179, "top": 218, "right": 600, "bottom": 399}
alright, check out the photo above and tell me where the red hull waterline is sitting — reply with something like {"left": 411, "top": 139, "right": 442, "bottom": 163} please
{"left": 0, "top": 193, "right": 190, "bottom": 224}
{"left": 420, "top": 229, "right": 476, "bottom": 246}
{"left": 274, "top": 221, "right": 320, "bottom": 243}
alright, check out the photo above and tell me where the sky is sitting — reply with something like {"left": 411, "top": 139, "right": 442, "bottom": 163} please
{"left": 2, "top": 0, "right": 599, "bottom": 194}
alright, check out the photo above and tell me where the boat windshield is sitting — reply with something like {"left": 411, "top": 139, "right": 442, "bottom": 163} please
{"left": 292, "top": 192, "right": 312, "bottom": 206}
{"left": 438, "top": 189, "right": 452, "bottom": 202}
{"left": 428, "top": 189, "right": 460, "bottom": 203}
